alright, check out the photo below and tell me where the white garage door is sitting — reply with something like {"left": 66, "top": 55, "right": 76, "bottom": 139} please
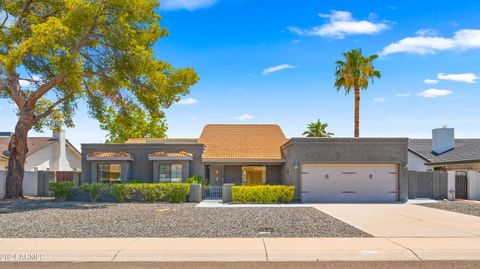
{"left": 301, "top": 164, "right": 398, "bottom": 202}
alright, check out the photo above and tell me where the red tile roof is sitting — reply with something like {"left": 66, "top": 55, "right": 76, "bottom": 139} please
{"left": 149, "top": 151, "right": 193, "bottom": 158}
{"left": 198, "top": 124, "right": 287, "bottom": 160}
{"left": 87, "top": 151, "right": 131, "bottom": 158}
{"left": 125, "top": 138, "right": 198, "bottom": 144}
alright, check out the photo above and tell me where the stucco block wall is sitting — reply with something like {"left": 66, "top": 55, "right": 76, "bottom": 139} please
{"left": 266, "top": 165, "right": 282, "bottom": 184}
{"left": 224, "top": 165, "right": 242, "bottom": 185}
{"left": 282, "top": 138, "right": 409, "bottom": 201}
{"left": 81, "top": 143, "right": 205, "bottom": 183}
{"left": 467, "top": 164, "right": 480, "bottom": 200}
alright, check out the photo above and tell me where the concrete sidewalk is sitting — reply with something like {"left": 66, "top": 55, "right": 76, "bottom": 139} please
{"left": 1, "top": 237, "right": 480, "bottom": 262}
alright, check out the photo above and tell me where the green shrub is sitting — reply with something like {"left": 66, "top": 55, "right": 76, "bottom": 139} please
{"left": 127, "top": 179, "right": 143, "bottom": 184}
{"left": 110, "top": 184, "right": 133, "bottom": 203}
{"left": 232, "top": 185, "right": 295, "bottom": 204}
{"left": 48, "top": 181, "right": 75, "bottom": 201}
{"left": 137, "top": 184, "right": 163, "bottom": 203}
{"left": 80, "top": 183, "right": 107, "bottom": 202}
{"left": 186, "top": 175, "right": 208, "bottom": 186}
{"left": 112, "top": 183, "right": 190, "bottom": 203}
{"left": 162, "top": 183, "right": 190, "bottom": 203}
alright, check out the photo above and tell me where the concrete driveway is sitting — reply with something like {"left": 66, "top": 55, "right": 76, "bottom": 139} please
{"left": 312, "top": 204, "right": 480, "bottom": 238}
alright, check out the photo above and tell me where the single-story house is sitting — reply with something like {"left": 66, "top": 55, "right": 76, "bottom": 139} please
{"left": 81, "top": 124, "right": 408, "bottom": 202}
{"left": 408, "top": 127, "right": 480, "bottom": 200}
{"left": 0, "top": 130, "right": 81, "bottom": 171}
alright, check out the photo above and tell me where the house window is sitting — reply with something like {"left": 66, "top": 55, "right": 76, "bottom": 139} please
{"left": 98, "top": 164, "right": 122, "bottom": 183}
{"left": 159, "top": 164, "right": 183, "bottom": 182}
{"left": 242, "top": 166, "right": 266, "bottom": 185}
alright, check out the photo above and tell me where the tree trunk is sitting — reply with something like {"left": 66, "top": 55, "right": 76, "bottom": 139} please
{"left": 354, "top": 86, "right": 360, "bottom": 137}
{"left": 5, "top": 116, "right": 34, "bottom": 199}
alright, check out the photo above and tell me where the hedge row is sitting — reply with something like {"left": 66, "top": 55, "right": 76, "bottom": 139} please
{"left": 231, "top": 185, "right": 295, "bottom": 204}
{"left": 48, "top": 182, "right": 190, "bottom": 203}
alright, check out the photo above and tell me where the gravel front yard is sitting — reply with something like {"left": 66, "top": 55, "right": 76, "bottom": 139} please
{"left": 419, "top": 200, "right": 480, "bottom": 217}
{"left": 0, "top": 200, "right": 370, "bottom": 238}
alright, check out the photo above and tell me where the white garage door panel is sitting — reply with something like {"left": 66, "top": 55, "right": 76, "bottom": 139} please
{"left": 301, "top": 164, "right": 398, "bottom": 202}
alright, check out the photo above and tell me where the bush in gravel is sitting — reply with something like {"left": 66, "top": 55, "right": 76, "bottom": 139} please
{"left": 137, "top": 184, "right": 163, "bottom": 203}
{"left": 110, "top": 184, "right": 133, "bottom": 203}
{"left": 232, "top": 185, "right": 295, "bottom": 203}
{"left": 162, "top": 183, "right": 190, "bottom": 203}
{"left": 48, "top": 181, "right": 75, "bottom": 201}
{"left": 114, "top": 183, "right": 190, "bottom": 203}
{"left": 80, "top": 183, "right": 107, "bottom": 202}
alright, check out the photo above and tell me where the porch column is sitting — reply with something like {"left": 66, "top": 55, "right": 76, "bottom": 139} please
{"left": 447, "top": 171, "right": 455, "bottom": 200}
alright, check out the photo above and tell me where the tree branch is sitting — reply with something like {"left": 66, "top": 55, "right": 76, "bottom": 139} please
{"left": 6, "top": 72, "right": 26, "bottom": 110}
{"left": 27, "top": 75, "right": 66, "bottom": 106}
{"left": 19, "top": 77, "right": 40, "bottom": 83}
{"left": 27, "top": 11, "right": 102, "bottom": 106}
{"left": 33, "top": 95, "right": 71, "bottom": 121}
{"left": 1, "top": 11, "right": 8, "bottom": 28}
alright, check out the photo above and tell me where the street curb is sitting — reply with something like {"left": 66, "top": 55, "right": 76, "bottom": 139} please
{"left": 2, "top": 261, "right": 480, "bottom": 269}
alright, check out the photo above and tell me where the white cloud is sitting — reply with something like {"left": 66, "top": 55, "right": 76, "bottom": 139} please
{"left": 372, "top": 97, "right": 386, "bottom": 103}
{"left": 18, "top": 75, "right": 41, "bottom": 87}
{"left": 424, "top": 78, "right": 439, "bottom": 84}
{"left": 177, "top": 98, "right": 199, "bottom": 105}
{"left": 437, "top": 73, "right": 478, "bottom": 83}
{"left": 417, "top": 88, "right": 452, "bottom": 98}
{"left": 381, "top": 29, "right": 480, "bottom": 55}
{"left": 235, "top": 113, "right": 254, "bottom": 121}
{"left": 395, "top": 92, "right": 412, "bottom": 97}
{"left": 262, "top": 64, "right": 296, "bottom": 75}
{"left": 161, "top": 0, "right": 217, "bottom": 11}
{"left": 415, "top": 28, "right": 439, "bottom": 37}
{"left": 288, "top": 10, "right": 388, "bottom": 39}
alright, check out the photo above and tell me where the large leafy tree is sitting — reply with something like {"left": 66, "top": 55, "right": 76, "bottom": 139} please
{"left": 0, "top": 0, "right": 199, "bottom": 198}
{"left": 334, "top": 49, "right": 380, "bottom": 137}
{"left": 302, "top": 119, "right": 333, "bottom": 138}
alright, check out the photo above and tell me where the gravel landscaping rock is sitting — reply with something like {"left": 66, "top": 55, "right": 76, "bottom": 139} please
{"left": 0, "top": 199, "right": 370, "bottom": 238}
{"left": 420, "top": 200, "right": 480, "bottom": 217}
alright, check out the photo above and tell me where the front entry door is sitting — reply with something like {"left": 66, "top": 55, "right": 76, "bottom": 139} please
{"left": 455, "top": 172, "right": 468, "bottom": 199}
{"left": 209, "top": 165, "right": 224, "bottom": 186}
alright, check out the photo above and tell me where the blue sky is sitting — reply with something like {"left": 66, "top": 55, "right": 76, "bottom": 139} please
{"left": 2, "top": 0, "right": 480, "bottom": 149}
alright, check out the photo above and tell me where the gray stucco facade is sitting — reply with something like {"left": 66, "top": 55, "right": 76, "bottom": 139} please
{"left": 81, "top": 135, "right": 409, "bottom": 202}
{"left": 281, "top": 138, "right": 409, "bottom": 201}
{"left": 81, "top": 143, "right": 205, "bottom": 184}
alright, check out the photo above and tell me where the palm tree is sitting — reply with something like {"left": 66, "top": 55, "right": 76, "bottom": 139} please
{"left": 303, "top": 119, "right": 334, "bottom": 137}
{"left": 334, "top": 49, "right": 381, "bottom": 137}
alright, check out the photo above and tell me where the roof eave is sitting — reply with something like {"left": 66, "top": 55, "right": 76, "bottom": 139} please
{"left": 426, "top": 159, "right": 480, "bottom": 166}
{"left": 407, "top": 148, "right": 431, "bottom": 162}
{"left": 86, "top": 156, "right": 134, "bottom": 161}
{"left": 202, "top": 158, "right": 285, "bottom": 163}
{"left": 148, "top": 156, "right": 193, "bottom": 161}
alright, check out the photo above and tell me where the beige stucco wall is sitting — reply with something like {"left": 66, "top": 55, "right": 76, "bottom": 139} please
{"left": 441, "top": 163, "right": 480, "bottom": 201}
{"left": 0, "top": 160, "right": 7, "bottom": 170}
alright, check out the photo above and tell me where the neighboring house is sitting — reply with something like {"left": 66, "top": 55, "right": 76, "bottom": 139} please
{"left": 408, "top": 127, "right": 480, "bottom": 200}
{"left": 0, "top": 131, "right": 81, "bottom": 171}
{"left": 82, "top": 124, "right": 408, "bottom": 202}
